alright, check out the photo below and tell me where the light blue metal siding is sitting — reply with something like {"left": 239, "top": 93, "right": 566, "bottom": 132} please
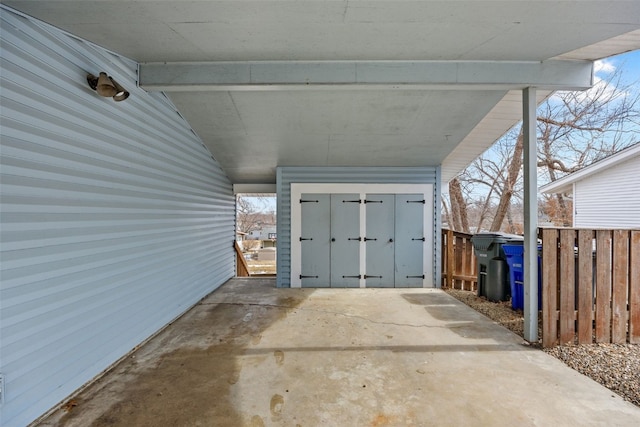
{"left": 0, "top": 8, "right": 234, "bottom": 427}
{"left": 276, "top": 167, "right": 438, "bottom": 287}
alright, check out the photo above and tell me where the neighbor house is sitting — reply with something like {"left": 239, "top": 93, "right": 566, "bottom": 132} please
{"left": 540, "top": 143, "right": 640, "bottom": 228}
{"left": 1, "top": 2, "right": 639, "bottom": 426}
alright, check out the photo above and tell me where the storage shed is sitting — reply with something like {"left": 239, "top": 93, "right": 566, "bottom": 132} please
{"left": 1, "top": 2, "right": 639, "bottom": 426}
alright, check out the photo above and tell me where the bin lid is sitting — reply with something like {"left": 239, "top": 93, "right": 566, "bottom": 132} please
{"left": 503, "top": 244, "right": 524, "bottom": 256}
{"left": 471, "top": 232, "right": 523, "bottom": 251}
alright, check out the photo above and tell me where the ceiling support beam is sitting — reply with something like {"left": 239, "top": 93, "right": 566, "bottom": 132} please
{"left": 139, "top": 60, "right": 593, "bottom": 92}
{"left": 233, "top": 184, "right": 277, "bottom": 194}
{"left": 523, "top": 86, "right": 539, "bottom": 343}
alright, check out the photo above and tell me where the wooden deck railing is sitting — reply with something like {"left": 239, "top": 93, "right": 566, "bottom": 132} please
{"left": 235, "top": 241, "right": 251, "bottom": 277}
{"left": 541, "top": 228, "right": 640, "bottom": 347}
{"left": 441, "top": 229, "right": 477, "bottom": 291}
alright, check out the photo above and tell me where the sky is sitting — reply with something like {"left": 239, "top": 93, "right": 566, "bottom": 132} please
{"left": 601, "top": 49, "right": 640, "bottom": 84}
{"left": 238, "top": 195, "right": 277, "bottom": 214}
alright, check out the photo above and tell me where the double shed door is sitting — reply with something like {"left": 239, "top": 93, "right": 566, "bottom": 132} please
{"left": 300, "top": 192, "right": 424, "bottom": 288}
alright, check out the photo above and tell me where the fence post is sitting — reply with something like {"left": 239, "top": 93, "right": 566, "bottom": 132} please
{"left": 464, "top": 236, "right": 474, "bottom": 291}
{"left": 595, "top": 230, "right": 612, "bottom": 343}
{"left": 559, "top": 229, "right": 575, "bottom": 345}
{"left": 542, "top": 228, "right": 558, "bottom": 348}
{"left": 612, "top": 230, "right": 629, "bottom": 343}
{"left": 447, "top": 229, "right": 454, "bottom": 289}
{"left": 577, "top": 230, "right": 594, "bottom": 344}
{"left": 630, "top": 230, "right": 640, "bottom": 344}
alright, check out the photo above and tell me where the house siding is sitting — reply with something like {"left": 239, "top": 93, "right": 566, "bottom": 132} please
{"left": 276, "top": 166, "right": 439, "bottom": 288}
{"left": 573, "top": 155, "right": 640, "bottom": 228}
{"left": 0, "top": 8, "right": 234, "bottom": 427}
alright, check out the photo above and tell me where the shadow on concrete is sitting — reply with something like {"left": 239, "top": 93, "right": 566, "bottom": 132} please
{"left": 55, "top": 278, "right": 311, "bottom": 427}
{"left": 402, "top": 292, "right": 478, "bottom": 322}
{"left": 401, "top": 292, "right": 513, "bottom": 340}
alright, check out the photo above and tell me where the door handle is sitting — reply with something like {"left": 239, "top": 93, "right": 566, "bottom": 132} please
{"left": 300, "top": 237, "right": 313, "bottom": 241}
{"left": 388, "top": 238, "right": 393, "bottom": 243}
{"left": 348, "top": 237, "right": 361, "bottom": 241}
{"left": 407, "top": 275, "right": 425, "bottom": 279}
{"left": 412, "top": 237, "right": 425, "bottom": 241}
{"left": 300, "top": 275, "right": 319, "bottom": 279}
{"left": 331, "top": 238, "right": 336, "bottom": 242}
{"left": 363, "top": 237, "right": 377, "bottom": 241}
{"left": 364, "top": 275, "right": 382, "bottom": 279}
{"left": 342, "top": 275, "right": 362, "bottom": 279}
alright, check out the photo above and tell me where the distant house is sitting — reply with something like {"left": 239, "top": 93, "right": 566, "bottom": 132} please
{"left": 247, "top": 230, "right": 261, "bottom": 240}
{"left": 259, "top": 226, "right": 277, "bottom": 241}
{"left": 540, "top": 143, "right": 640, "bottom": 228}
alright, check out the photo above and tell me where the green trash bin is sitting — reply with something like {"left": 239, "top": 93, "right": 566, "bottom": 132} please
{"left": 471, "top": 232, "right": 523, "bottom": 302}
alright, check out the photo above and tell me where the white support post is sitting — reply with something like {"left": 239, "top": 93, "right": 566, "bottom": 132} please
{"left": 523, "top": 87, "right": 538, "bottom": 342}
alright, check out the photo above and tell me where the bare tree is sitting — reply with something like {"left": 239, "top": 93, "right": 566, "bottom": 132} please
{"left": 236, "top": 195, "right": 275, "bottom": 235}
{"left": 537, "top": 67, "right": 640, "bottom": 225}
{"left": 450, "top": 62, "right": 639, "bottom": 232}
{"left": 454, "top": 127, "right": 523, "bottom": 232}
{"left": 489, "top": 130, "right": 524, "bottom": 232}
{"left": 448, "top": 177, "right": 470, "bottom": 232}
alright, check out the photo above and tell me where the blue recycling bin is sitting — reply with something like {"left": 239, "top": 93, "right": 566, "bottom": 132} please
{"left": 503, "top": 243, "right": 542, "bottom": 311}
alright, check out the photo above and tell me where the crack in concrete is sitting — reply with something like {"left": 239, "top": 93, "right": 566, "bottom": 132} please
{"left": 200, "top": 301, "right": 450, "bottom": 329}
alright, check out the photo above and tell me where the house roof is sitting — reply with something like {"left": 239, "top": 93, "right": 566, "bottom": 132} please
{"left": 5, "top": 1, "right": 640, "bottom": 185}
{"left": 540, "top": 142, "right": 640, "bottom": 195}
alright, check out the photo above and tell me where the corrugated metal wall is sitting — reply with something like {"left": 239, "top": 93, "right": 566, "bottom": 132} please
{"left": 276, "top": 166, "right": 439, "bottom": 288}
{"left": 574, "top": 156, "right": 640, "bottom": 228}
{"left": 0, "top": 7, "right": 235, "bottom": 426}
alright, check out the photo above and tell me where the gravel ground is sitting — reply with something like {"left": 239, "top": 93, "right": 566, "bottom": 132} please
{"left": 444, "top": 288, "right": 640, "bottom": 407}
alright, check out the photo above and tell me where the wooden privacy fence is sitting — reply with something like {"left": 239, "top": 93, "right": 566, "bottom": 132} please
{"left": 541, "top": 228, "right": 640, "bottom": 347}
{"left": 441, "top": 229, "right": 477, "bottom": 291}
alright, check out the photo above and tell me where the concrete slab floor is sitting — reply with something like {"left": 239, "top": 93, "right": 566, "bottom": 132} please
{"left": 38, "top": 278, "right": 640, "bottom": 427}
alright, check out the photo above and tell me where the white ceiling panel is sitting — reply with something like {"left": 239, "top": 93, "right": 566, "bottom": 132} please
{"left": 169, "top": 89, "right": 506, "bottom": 182}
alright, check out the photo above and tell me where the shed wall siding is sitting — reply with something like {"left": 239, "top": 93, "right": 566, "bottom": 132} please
{"left": 276, "top": 167, "right": 438, "bottom": 288}
{"left": 0, "top": 8, "right": 234, "bottom": 426}
{"left": 573, "top": 155, "right": 640, "bottom": 228}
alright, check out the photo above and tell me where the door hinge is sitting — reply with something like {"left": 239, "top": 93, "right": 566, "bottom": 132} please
{"left": 406, "top": 199, "right": 426, "bottom": 204}
{"left": 300, "top": 275, "right": 319, "bottom": 279}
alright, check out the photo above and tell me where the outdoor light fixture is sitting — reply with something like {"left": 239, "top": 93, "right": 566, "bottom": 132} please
{"left": 87, "top": 72, "right": 129, "bottom": 102}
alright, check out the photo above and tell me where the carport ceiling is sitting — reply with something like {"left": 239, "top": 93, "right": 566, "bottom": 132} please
{"left": 6, "top": 1, "right": 640, "bottom": 184}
